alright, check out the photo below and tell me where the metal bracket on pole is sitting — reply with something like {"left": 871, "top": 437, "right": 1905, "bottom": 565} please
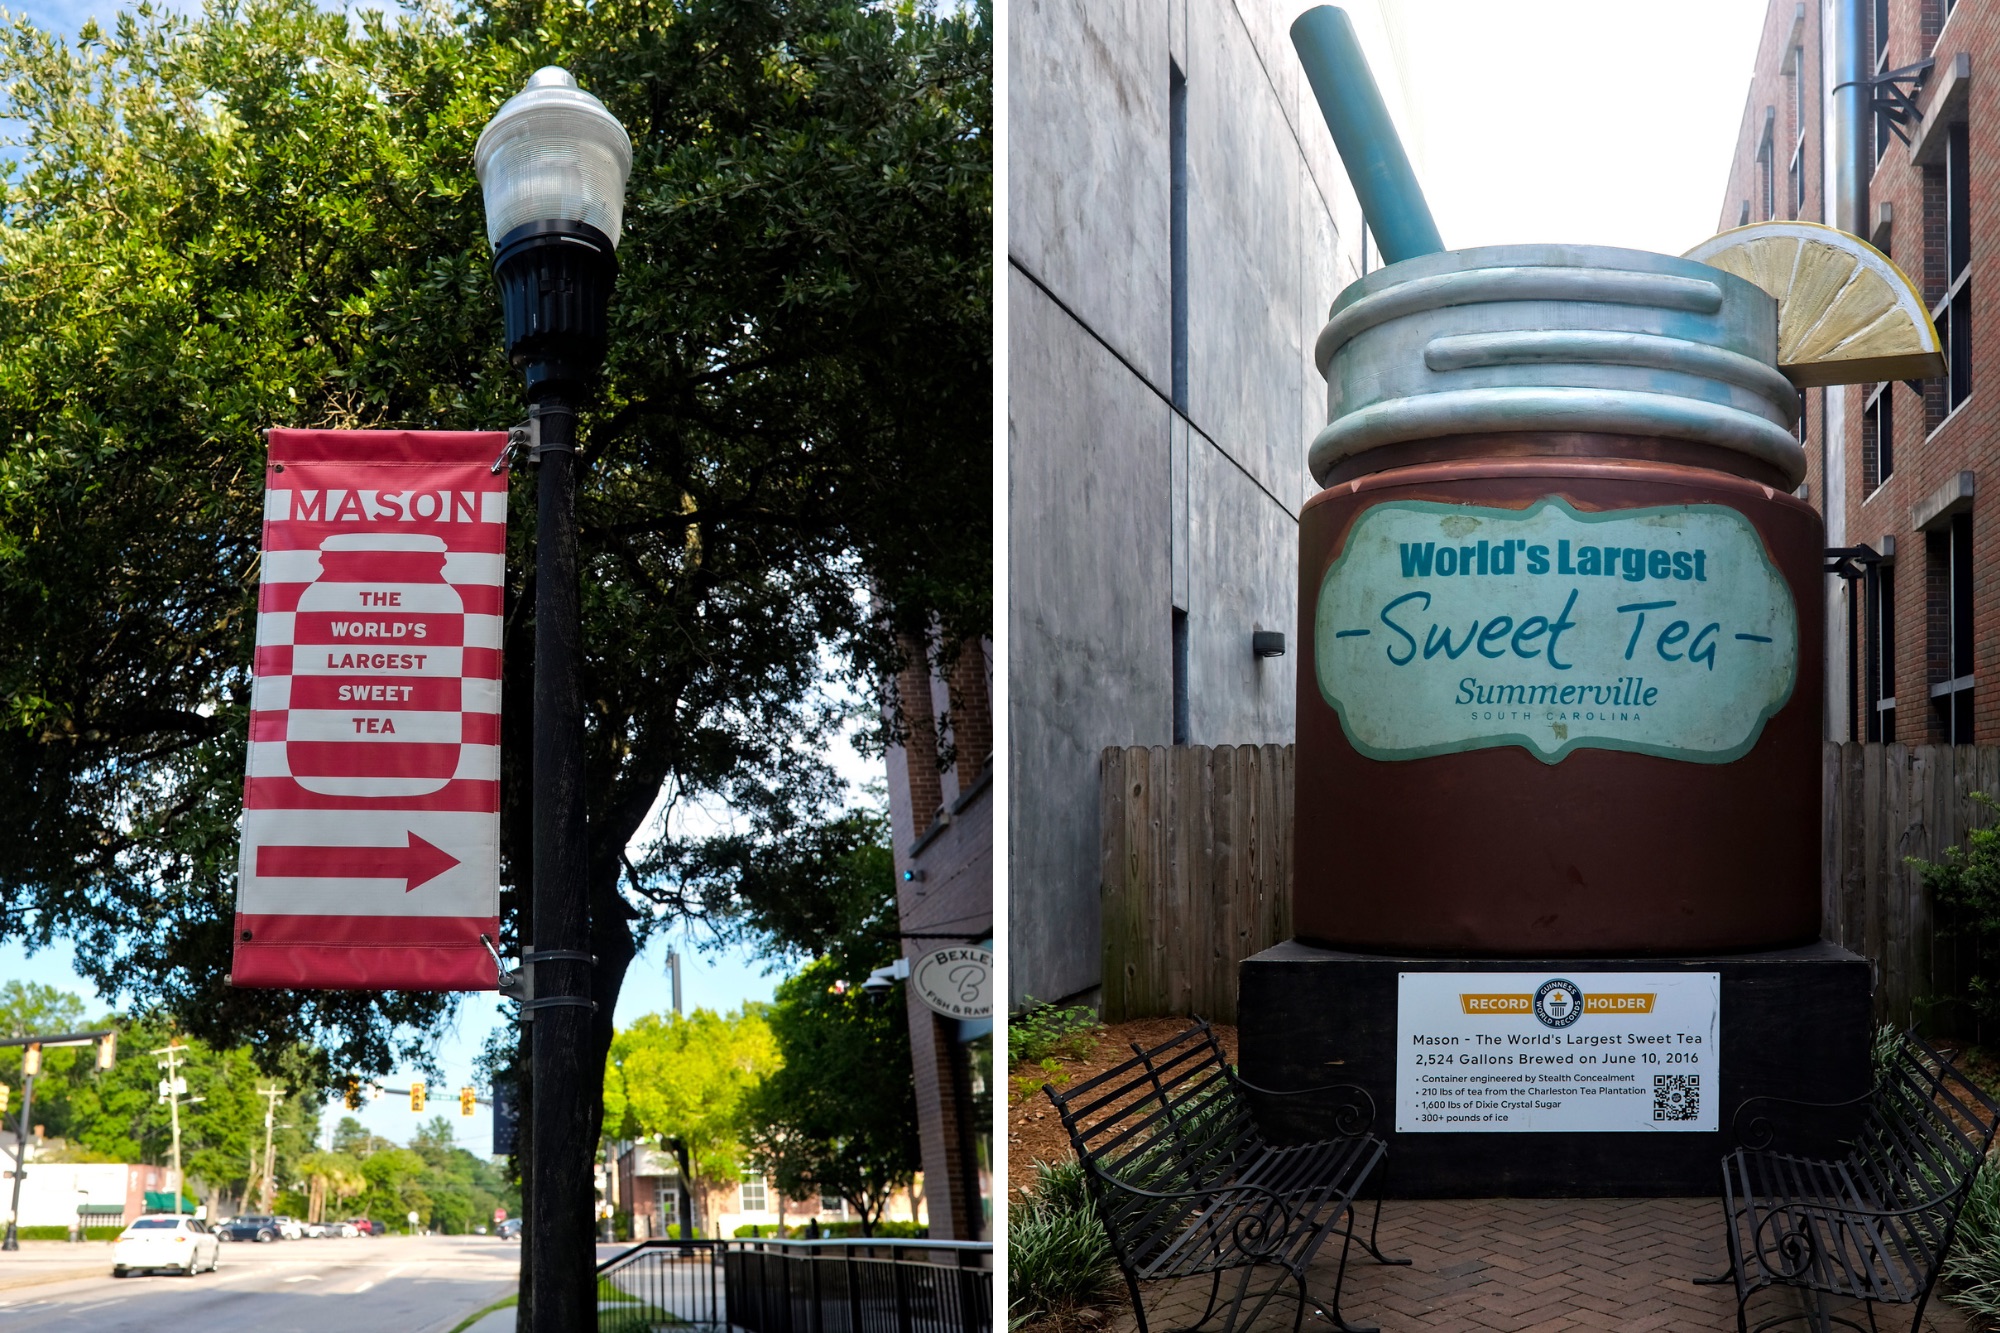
{"left": 1832, "top": 58, "right": 1934, "bottom": 147}
{"left": 492, "top": 409, "right": 541, "bottom": 474}
{"left": 485, "top": 937, "right": 595, "bottom": 1021}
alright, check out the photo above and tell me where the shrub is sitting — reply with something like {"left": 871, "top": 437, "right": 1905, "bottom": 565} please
{"left": 1010, "top": 1000, "right": 1103, "bottom": 1068}
{"left": 1911, "top": 796, "right": 2000, "bottom": 1025}
{"left": 1008, "top": 1159, "right": 1116, "bottom": 1330}
{"left": 734, "top": 1220, "right": 929, "bottom": 1239}
{"left": 1944, "top": 1155, "right": 2000, "bottom": 1317}
{"left": 17, "top": 1225, "right": 121, "bottom": 1241}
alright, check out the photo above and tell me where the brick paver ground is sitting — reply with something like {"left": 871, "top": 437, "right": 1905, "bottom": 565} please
{"left": 1108, "top": 1197, "right": 1983, "bottom": 1333}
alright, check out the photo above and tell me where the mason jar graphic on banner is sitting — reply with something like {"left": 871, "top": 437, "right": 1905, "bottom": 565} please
{"left": 287, "top": 534, "right": 470, "bottom": 798}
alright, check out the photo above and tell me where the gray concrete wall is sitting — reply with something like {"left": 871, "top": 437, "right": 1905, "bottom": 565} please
{"left": 1009, "top": 0, "right": 1388, "bottom": 1005}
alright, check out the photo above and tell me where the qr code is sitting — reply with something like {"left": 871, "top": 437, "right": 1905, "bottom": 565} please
{"left": 1654, "top": 1074, "right": 1700, "bottom": 1122}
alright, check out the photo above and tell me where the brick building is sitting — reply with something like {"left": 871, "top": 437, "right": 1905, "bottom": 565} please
{"left": 1720, "top": 0, "right": 1989, "bottom": 744}
{"left": 883, "top": 633, "right": 991, "bottom": 1240}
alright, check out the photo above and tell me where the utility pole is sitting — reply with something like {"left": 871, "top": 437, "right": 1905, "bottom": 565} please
{"left": 668, "top": 949, "right": 683, "bottom": 1016}
{"left": 257, "top": 1086, "right": 287, "bottom": 1215}
{"left": 152, "top": 1043, "right": 201, "bottom": 1217}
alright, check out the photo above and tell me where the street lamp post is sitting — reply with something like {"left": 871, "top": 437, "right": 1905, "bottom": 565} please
{"left": 475, "top": 66, "right": 631, "bottom": 1333}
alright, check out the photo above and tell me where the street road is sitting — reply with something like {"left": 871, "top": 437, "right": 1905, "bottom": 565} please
{"left": 0, "top": 1233, "right": 520, "bottom": 1332}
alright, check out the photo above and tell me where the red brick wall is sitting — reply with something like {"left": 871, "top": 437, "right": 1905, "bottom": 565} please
{"left": 1840, "top": 0, "right": 1996, "bottom": 742}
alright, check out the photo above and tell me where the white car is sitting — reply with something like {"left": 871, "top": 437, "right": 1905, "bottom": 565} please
{"left": 272, "top": 1215, "right": 305, "bottom": 1240}
{"left": 112, "top": 1216, "right": 220, "bottom": 1277}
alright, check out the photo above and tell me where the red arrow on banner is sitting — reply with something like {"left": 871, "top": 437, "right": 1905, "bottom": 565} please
{"left": 257, "top": 833, "right": 460, "bottom": 893}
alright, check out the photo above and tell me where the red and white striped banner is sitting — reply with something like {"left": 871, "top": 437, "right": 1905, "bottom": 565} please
{"left": 232, "top": 429, "right": 510, "bottom": 990}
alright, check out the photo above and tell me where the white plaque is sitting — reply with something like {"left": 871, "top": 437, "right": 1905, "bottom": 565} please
{"left": 1396, "top": 971, "right": 1719, "bottom": 1133}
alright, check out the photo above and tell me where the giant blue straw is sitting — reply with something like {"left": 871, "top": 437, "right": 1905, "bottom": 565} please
{"left": 1290, "top": 6, "right": 1444, "bottom": 263}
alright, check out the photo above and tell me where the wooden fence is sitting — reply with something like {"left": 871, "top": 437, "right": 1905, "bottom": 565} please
{"left": 1100, "top": 741, "right": 2000, "bottom": 1030}
{"left": 1822, "top": 742, "right": 1998, "bottom": 1029}
{"left": 1098, "top": 745, "right": 1293, "bottom": 1024}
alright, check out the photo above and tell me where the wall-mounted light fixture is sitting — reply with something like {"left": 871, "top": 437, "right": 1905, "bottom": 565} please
{"left": 1252, "top": 631, "right": 1287, "bottom": 658}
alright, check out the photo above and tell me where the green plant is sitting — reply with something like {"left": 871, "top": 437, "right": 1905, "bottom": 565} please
{"left": 1912, "top": 795, "right": 2000, "bottom": 1024}
{"left": 1943, "top": 1155, "right": 2000, "bottom": 1317}
{"left": 16, "top": 1225, "right": 122, "bottom": 1241}
{"left": 1007, "top": 1158, "right": 1117, "bottom": 1330}
{"left": 1009, "top": 1001, "right": 1104, "bottom": 1068}
{"left": 1012, "top": 1057, "right": 1073, "bottom": 1099}
{"left": 1871, "top": 1022, "right": 1901, "bottom": 1080}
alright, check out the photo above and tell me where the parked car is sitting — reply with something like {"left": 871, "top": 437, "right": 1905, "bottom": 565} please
{"left": 112, "top": 1215, "right": 220, "bottom": 1277}
{"left": 328, "top": 1221, "right": 358, "bottom": 1238}
{"left": 215, "top": 1216, "right": 280, "bottom": 1243}
{"left": 349, "top": 1217, "right": 385, "bottom": 1236}
{"left": 272, "top": 1215, "right": 305, "bottom": 1240}
{"left": 496, "top": 1218, "right": 523, "bottom": 1241}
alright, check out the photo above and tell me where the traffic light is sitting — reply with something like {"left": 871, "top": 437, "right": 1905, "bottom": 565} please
{"left": 344, "top": 1078, "right": 362, "bottom": 1110}
{"left": 460, "top": 1087, "right": 476, "bottom": 1117}
{"left": 20, "top": 1043, "right": 40, "bottom": 1077}
{"left": 97, "top": 1032, "right": 117, "bottom": 1071}
{"left": 410, "top": 1081, "right": 425, "bottom": 1113}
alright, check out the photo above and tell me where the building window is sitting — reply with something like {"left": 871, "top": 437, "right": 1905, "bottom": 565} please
{"left": 1939, "top": 120, "right": 1972, "bottom": 415}
{"left": 1171, "top": 606, "right": 1190, "bottom": 745}
{"left": 739, "top": 1174, "right": 767, "bottom": 1214}
{"left": 1874, "top": 0, "right": 1892, "bottom": 162}
{"left": 1863, "top": 385, "right": 1893, "bottom": 493}
{"left": 1868, "top": 564, "right": 1896, "bottom": 742}
{"left": 1789, "top": 45, "right": 1807, "bottom": 218}
{"left": 1758, "top": 112, "right": 1776, "bottom": 221}
{"left": 820, "top": 1195, "right": 846, "bottom": 1217}
{"left": 1169, "top": 60, "right": 1188, "bottom": 414}
{"left": 1929, "top": 512, "right": 1974, "bottom": 742}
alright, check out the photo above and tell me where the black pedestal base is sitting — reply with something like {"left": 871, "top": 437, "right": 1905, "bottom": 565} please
{"left": 1236, "top": 939, "right": 1872, "bottom": 1197}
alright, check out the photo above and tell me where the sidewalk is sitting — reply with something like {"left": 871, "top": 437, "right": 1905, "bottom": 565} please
{"left": 0, "top": 1238, "right": 114, "bottom": 1292}
{"left": 1116, "top": 1197, "right": 1979, "bottom": 1333}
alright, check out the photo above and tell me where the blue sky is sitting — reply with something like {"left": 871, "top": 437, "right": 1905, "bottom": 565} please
{"left": 1, "top": 925, "right": 788, "bottom": 1153}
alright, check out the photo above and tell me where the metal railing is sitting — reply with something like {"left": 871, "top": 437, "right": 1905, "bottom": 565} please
{"left": 595, "top": 1237, "right": 992, "bottom": 1333}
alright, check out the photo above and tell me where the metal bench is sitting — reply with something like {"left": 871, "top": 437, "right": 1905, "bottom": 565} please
{"left": 1702, "top": 1031, "right": 2000, "bottom": 1333}
{"left": 1044, "top": 1019, "right": 1406, "bottom": 1333}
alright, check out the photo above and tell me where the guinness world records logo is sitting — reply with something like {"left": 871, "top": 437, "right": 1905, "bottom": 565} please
{"left": 1534, "top": 978, "right": 1584, "bottom": 1028}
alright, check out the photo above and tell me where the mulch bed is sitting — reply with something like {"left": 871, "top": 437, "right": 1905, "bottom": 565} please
{"left": 1007, "top": 1016, "right": 1236, "bottom": 1201}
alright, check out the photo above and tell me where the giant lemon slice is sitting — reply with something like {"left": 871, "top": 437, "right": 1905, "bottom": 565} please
{"left": 1684, "top": 220, "right": 1944, "bottom": 387}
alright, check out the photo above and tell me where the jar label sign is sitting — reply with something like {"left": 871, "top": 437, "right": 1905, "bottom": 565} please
{"left": 1315, "top": 496, "right": 1798, "bottom": 764}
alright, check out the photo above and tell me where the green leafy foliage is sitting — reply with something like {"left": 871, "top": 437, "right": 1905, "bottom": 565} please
{"left": 1911, "top": 794, "right": 2000, "bottom": 1024}
{"left": 737, "top": 953, "right": 919, "bottom": 1235}
{"left": 1007, "top": 1158, "right": 1116, "bottom": 1330}
{"left": 602, "top": 1006, "right": 778, "bottom": 1236}
{"left": 1008, "top": 1000, "right": 1102, "bottom": 1068}
{"left": 0, "top": 0, "right": 989, "bottom": 1102}
{"left": 1944, "top": 1155, "right": 2000, "bottom": 1316}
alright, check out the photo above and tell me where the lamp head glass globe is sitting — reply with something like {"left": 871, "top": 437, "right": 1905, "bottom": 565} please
{"left": 475, "top": 66, "right": 633, "bottom": 250}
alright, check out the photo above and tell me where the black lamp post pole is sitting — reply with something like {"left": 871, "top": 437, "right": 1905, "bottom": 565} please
{"left": 529, "top": 390, "right": 595, "bottom": 1331}
{"left": 491, "top": 216, "right": 618, "bottom": 1333}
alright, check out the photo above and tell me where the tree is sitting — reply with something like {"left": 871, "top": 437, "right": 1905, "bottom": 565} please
{"left": 0, "top": 0, "right": 985, "bottom": 1310}
{"left": 739, "top": 956, "right": 919, "bottom": 1235}
{"left": 296, "top": 1150, "right": 366, "bottom": 1225}
{"left": 602, "top": 1007, "right": 777, "bottom": 1237}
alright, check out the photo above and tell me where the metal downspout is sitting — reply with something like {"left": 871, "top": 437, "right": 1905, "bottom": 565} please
{"left": 1830, "top": 0, "right": 1869, "bottom": 238}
